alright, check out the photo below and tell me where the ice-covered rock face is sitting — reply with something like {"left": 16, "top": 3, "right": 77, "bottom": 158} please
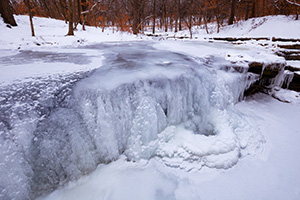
{"left": 0, "top": 42, "right": 265, "bottom": 199}
{"left": 0, "top": 72, "right": 91, "bottom": 200}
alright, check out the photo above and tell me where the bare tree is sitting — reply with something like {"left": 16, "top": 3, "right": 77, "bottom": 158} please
{"left": 0, "top": 0, "right": 17, "bottom": 26}
{"left": 183, "top": 0, "right": 195, "bottom": 38}
{"left": 152, "top": 0, "right": 156, "bottom": 33}
{"left": 130, "top": 0, "right": 145, "bottom": 34}
{"left": 67, "top": 0, "right": 74, "bottom": 35}
{"left": 228, "top": 0, "right": 235, "bottom": 25}
{"left": 9, "top": 0, "right": 300, "bottom": 35}
{"left": 24, "top": 0, "right": 35, "bottom": 36}
{"left": 251, "top": 0, "right": 256, "bottom": 18}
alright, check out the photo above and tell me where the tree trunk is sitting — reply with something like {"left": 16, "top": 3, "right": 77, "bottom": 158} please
{"left": 251, "top": 0, "right": 256, "bottom": 18}
{"left": 215, "top": 12, "right": 220, "bottom": 33}
{"left": 178, "top": 0, "right": 182, "bottom": 31}
{"left": 67, "top": 0, "right": 74, "bottom": 35}
{"left": 262, "top": 0, "right": 265, "bottom": 16}
{"left": 163, "top": 0, "right": 167, "bottom": 32}
{"left": 0, "top": 0, "right": 17, "bottom": 26}
{"left": 204, "top": 14, "right": 209, "bottom": 34}
{"left": 24, "top": 0, "right": 35, "bottom": 36}
{"left": 198, "top": 15, "right": 202, "bottom": 26}
{"left": 188, "top": 16, "right": 192, "bottom": 38}
{"left": 73, "top": 0, "right": 77, "bottom": 29}
{"left": 175, "top": 17, "right": 178, "bottom": 32}
{"left": 228, "top": 0, "right": 235, "bottom": 25}
{"left": 152, "top": 0, "right": 156, "bottom": 34}
{"left": 295, "top": 0, "right": 299, "bottom": 20}
{"left": 81, "top": 0, "right": 87, "bottom": 30}
{"left": 132, "top": 0, "right": 140, "bottom": 34}
{"left": 77, "top": 0, "right": 81, "bottom": 24}
{"left": 245, "top": 2, "right": 250, "bottom": 20}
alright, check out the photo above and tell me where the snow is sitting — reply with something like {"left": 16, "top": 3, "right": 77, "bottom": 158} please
{"left": 1, "top": 15, "right": 299, "bottom": 52}
{"left": 144, "top": 15, "right": 300, "bottom": 40}
{"left": 0, "top": 15, "right": 143, "bottom": 50}
{"left": 0, "top": 49, "right": 104, "bottom": 85}
{"left": 1, "top": 14, "right": 300, "bottom": 200}
{"left": 272, "top": 88, "right": 300, "bottom": 103}
{"left": 212, "top": 15, "right": 300, "bottom": 38}
{"left": 38, "top": 93, "right": 300, "bottom": 200}
{"left": 287, "top": 60, "right": 300, "bottom": 69}
{"left": 153, "top": 40, "right": 284, "bottom": 65}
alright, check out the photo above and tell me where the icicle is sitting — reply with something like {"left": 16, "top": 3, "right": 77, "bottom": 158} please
{"left": 270, "top": 63, "right": 288, "bottom": 88}
{"left": 283, "top": 70, "right": 294, "bottom": 89}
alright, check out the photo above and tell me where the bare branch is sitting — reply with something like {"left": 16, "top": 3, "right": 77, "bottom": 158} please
{"left": 285, "top": 0, "right": 300, "bottom": 7}
{"left": 81, "top": 1, "right": 100, "bottom": 15}
{"left": 137, "top": 15, "right": 153, "bottom": 30}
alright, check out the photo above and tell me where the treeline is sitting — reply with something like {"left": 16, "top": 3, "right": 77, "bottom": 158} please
{"left": 7, "top": 0, "right": 300, "bottom": 35}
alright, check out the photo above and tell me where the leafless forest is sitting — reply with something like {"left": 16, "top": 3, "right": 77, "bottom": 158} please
{"left": 3, "top": 0, "right": 300, "bottom": 35}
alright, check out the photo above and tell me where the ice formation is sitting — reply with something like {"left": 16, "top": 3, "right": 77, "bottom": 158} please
{"left": 0, "top": 42, "right": 285, "bottom": 199}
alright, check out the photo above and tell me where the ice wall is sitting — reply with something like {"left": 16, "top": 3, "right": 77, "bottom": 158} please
{"left": 0, "top": 44, "right": 269, "bottom": 199}
{"left": 0, "top": 72, "right": 90, "bottom": 200}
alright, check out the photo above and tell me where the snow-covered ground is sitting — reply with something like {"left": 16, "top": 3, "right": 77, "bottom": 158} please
{"left": 1, "top": 15, "right": 299, "bottom": 51}
{"left": 148, "top": 15, "right": 300, "bottom": 39}
{"left": 208, "top": 15, "right": 300, "bottom": 38}
{"left": 0, "top": 15, "right": 151, "bottom": 51}
{"left": 1, "top": 15, "right": 300, "bottom": 200}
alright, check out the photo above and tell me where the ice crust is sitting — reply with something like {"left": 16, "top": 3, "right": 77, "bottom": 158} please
{"left": 0, "top": 42, "right": 270, "bottom": 199}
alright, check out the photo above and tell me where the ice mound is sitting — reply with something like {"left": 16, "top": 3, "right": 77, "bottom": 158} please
{"left": 0, "top": 43, "right": 265, "bottom": 199}
{"left": 68, "top": 47, "right": 264, "bottom": 171}
{"left": 156, "top": 107, "right": 264, "bottom": 171}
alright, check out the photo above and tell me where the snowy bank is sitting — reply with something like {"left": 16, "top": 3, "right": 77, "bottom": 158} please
{"left": 0, "top": 15, "right": 146, "bottom": 50}
{"left": 213, "top": 15, "right": 300, "bottom": 38}
{"left": 1, "top": 15, "right": 300, "bottom": 51}
{"left": 143, "top": 15, "right": 300, "bottom": 41}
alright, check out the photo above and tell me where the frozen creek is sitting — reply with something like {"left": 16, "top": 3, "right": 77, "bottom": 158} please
{"left": 0, "top": 41, "right": 286, "bottom": 199}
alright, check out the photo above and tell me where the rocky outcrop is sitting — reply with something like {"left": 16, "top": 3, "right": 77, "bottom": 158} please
{"left": 277, "top": 43, "right": 300, "bottom": 91}
{"left": 278, "top": 44, "right": 300, "bottom": 50}
{"left": 276, "top": 50, "right": 300, "bottom": 61}
{"left": 286, "top": 65, "right": 300, "bottom": 72}
{"left": 245, "top": 61, "right": 286, "bottom": 95}
{"left": 243, "top": 59, "right": 300, "bottom": 94}
{"left": 207, "top": 37, "right": 300, "bottom": 42}
{"left": 288, "top": 73, "right": 300, "bottom": 92}
{"left": 246, "top": 61, "right": 300, "bottom": 93}
{"left": 208, "top": 37, "right": 300, "bottom": 94}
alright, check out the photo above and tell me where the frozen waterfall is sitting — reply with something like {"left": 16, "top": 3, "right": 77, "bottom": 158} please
{"left": 0, "top": 42, "right": 280, "bottom": 199}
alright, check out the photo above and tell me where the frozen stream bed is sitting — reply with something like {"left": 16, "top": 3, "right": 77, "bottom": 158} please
{"left": 0, "top": 41, "right": 300, "bottom": 200}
